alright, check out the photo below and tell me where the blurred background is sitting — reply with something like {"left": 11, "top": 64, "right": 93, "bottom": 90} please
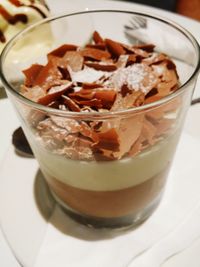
{"left": 126, "top": 0, "right": 200, "bottom": 21}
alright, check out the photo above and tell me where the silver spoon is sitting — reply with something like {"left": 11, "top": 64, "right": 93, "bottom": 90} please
{"left": 12, "top": 127, "right": 34, "bottom": 157}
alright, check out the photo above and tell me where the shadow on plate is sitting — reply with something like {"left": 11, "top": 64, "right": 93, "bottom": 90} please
{"left": 34, "top": 170, "right": 56, "bottom": 221}
{"left": 34, "top": 170, "right": 142, "bottom": 241}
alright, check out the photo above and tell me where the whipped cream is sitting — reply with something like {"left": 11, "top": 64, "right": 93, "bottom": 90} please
{"left": 0, "top": 0, "right": 50, "bottom": 53}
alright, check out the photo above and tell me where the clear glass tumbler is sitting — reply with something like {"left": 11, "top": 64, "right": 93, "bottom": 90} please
{"left": 0, "top": 10, "right": 200, "bottom": 229}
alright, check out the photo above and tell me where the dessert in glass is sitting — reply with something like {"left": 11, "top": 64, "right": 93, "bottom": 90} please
{"left": 0, "top": 10, "right": 199, "bottom": 229}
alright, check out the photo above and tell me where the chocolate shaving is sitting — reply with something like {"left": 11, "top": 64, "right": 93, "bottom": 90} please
{"left": 134, "top": 44, "right": 155, "bottom": 52}
{"left": 128, "top": 136, "right": 143, "bottom": 157}
{"left": 113, "top": 115, "right": 144, "bottom": 159}
{"left": 126, "top": 54, "right": 137, "bottom": 66}
{"left": 86, "top": 44, "right": 106, "bottom": 50}
{"left": 58, "top": 67, "right": 71, "bottom": 80}
{"left": 93, "top": 128, "right": 120, "bottom": 152}
{"left": 32, "top": 59, "right": 62, "bottom": 90}
{"left": 62, "top": 51, "right": 84, "bottom": 72}
{"left": 141, "top": 117, "right": 157, "bottom": 145}
{"left": 121, "top": 84, "right": 131, "bottom": 97}
{"left": 105, "top": 38, "right": 126, "bottom": 58}
{"left": 62, "top": 95, "right": 81, "bottom": 112}
{"left": 122, "top": 44, "right": 149, "bottom": 58}
{"left": 93, "top": 31, "right": 104, "bottom": 44}
{"left": 23, "top": 64, "right": 44, "bottom": 87}
{"left": 38, "top": 83, "right": 72, "bottom": 106}
{"left": 155, "top": 118, "right": 174, "bottom": 137}
{"left": 47, "top": 44, "right": 78, "bottom": 59}
{"left": 21, "top": 30, "right": 180, "bottom": 161}
{"left": 69, "top": 89, "right": 116, "bottom": 110}
{"left": 85, "top": 62, "right": 117, "bottom": 71}
{"left": 82, "top": 83, "right": 103, "bottom": 89}
{"left": 22, "top": 85, "right": 46, "bottom": 102}
{"left": 95, "top": 90, "right": 116, "bottom": 109}
{"left": 69, "top": 90, "right": 95, "bottom": 100}
{"left": 80, "top": 48, "right": 111, "bottom": 61}
{"left": 75, "top": 98, "right": 103, "bottom": 109}
{"left": 93, "top": 148, "right": 116, "bottom": 161}
{"left": 111, "top": 91, "right": 145, "bottom": 111}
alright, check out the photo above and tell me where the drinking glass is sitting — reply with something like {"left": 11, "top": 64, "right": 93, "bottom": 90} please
{"left": 0, "top": 10, "right": 199, "bottom": 228}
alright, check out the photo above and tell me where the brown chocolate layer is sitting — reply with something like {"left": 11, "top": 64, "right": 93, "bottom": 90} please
{"left": 44, "top": 166, "right": 169, "bottom": 218}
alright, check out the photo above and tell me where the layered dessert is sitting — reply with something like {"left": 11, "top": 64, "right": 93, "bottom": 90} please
{"left": 0, "top": 0, "right": 49, "bottom": 53}
{"left": 20, "top": 31, "right": 181, "bottom": 226}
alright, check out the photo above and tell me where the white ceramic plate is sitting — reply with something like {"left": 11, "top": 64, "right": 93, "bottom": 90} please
{"left": 1, "top": 109, "right": 200, "bottom": 267}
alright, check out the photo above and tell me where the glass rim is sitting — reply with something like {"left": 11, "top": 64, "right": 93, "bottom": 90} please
{"left": 0, "top": 9, "right": 200, "bottom": 118}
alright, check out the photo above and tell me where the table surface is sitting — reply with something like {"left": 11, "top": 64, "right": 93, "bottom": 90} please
{"left": 0, "top": 0, "right": 200, "bottom": 266}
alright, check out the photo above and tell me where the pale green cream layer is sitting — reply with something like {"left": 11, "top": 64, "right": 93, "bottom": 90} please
{"left": 31, "top": 132, "right": 179, "bottom": 191}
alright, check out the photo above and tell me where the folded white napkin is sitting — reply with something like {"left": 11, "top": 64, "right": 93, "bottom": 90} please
{"left": 34, "top": 133, "right": 200, "bottom": 267}
{"left": 129, "top": 201, "right": 200, "bottom": 267}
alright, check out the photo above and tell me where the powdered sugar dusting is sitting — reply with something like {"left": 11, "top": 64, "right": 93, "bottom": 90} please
{"left": 110, "top": 63, "right": 157, "bottom": 94}
{"left": 69, "top": 66, "right": 110, "bottom": 83}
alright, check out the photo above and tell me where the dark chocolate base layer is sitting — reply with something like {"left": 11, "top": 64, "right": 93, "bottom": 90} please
{"left": 44, "top": 166, "right": 169, "bottom": 218}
